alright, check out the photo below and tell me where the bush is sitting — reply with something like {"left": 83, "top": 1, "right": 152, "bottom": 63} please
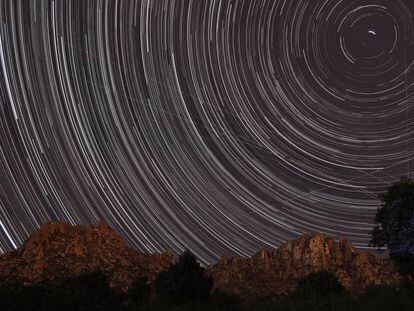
{"left": 57, "top": 271, "right": 124, "bottom": 310}
{"left": 0, "top": 277, "right": 21, "bottom": 311}
{"left": 295, "top": 271, "right": 344, "bottom": 299}
{"left": 155, "top": 250, "right": 213, "bottom": 304}
{"left": 208, "top": 289, "right": 244, "bottom": 310}
{"left": 125, "top": 275, "right": 150, "bottom": 309}
{"left": 354, "top": 284, "right": 414, "bottom": 311}
{"left": 0, "top": 277, "right": 59, "bottom": 311}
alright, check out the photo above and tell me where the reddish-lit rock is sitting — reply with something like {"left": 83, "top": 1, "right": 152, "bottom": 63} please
{"left": 207, "top": 233, "right": 403, "bottom": 298}
{"left": 0, "top": 221, "right": 175, "bottom": 291}
{"left": 0, "top": 223, "right": 404, "bottom": 298}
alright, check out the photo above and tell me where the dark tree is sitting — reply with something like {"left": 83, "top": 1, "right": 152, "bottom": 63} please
{"left": 58, "top": 271, "right": 124, "bottom": 311}
{"left": 0, "top": 277, "right": 20, "bottom": 311}
{"left": 155, "top": 249, "right": 213, "bottom": 304}
{"left": 295, "top": 271, "right": 344, "bottom": 299}
{"left": 125, "top": 275, "right": 150, "bottom": 308}
{"left": 0, "top": 272, "right": 125, "bottom": 311}
{"left": 0, "top": 277, "right": 56, "bottom": 311}
{"left": 370, "top": 176, "right": 414, "bottom": 276}
{"left": 208, "top": 289, "right": 244, "bottom": 311}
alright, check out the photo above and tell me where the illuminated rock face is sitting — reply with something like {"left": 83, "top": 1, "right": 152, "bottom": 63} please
{"left": 207, "top": 234, "right": 404, "bottom": 298}
{"left": 0, "top": 221, "right": 175, "bottom": 292}
{"left": 0, "top": 222, "right": 403, "bottom": 298}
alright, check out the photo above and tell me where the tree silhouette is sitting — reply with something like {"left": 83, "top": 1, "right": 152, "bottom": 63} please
{"left": 59, "top": 271, "right": 124, "bottom": 310}
{"left": 295, "top": 271, "right": 344, "bottom": 299}
{"left": 125, "top": 275, "right": 150, "bottom": 308}
{"left": 370, "top": 176, "right": 414, "bottom": 277}
{"left": 0, "top": 277, "right": 20, "bottom": 311}
{"left": 155, "top": 249, "right": 213, "bottom": 304}
{"left": 0, "top": 272, "right": 125, "bottom": 311}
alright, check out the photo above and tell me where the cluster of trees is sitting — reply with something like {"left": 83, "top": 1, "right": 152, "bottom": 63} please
{"left": 0, "top": 176, "right": 413, "bottom": 310}
{"left": 254, "top": 279, "right": 414, "bottom": 311}
{"left": 1, "top": 263, "right": 413, "bottom": 310}
{"left": 0, "top": 250, "right": 237, "bottom": 311}
{"left": 0, "top": 272, "right": 124, "bottom": 311}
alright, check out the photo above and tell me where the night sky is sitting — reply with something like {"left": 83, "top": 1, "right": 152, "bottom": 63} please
{"left": 0, "top": 0, "right": 413, "bottom": 264}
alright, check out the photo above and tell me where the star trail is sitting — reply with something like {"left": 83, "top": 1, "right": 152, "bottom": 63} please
{"left": 0, "top": 0, "right": 413, "bottom": 264}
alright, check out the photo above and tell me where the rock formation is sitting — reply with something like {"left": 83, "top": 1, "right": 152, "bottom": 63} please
{"left": 0, "top": 221, "right": 175, "bottom": 291}
{"left": 0, "top": 222, "right": 403, "bottom": 297}
{"left": 207, "top": 233, "right": 403, "bottom": 298}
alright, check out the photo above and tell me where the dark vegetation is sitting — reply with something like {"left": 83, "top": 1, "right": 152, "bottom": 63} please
{"left": 370, "top": 176, "right": 414, "bottom": 282}
{"left": 0, "top": 271, "right": 123, "bottom": 311}
{"left": 1, "top": 176, "right": 413, "bottom": 310}
{"left": 155, "top": 249, "right": 213, "bottom": 304}
{"left": 1, "top": 258, "right": 413, "bottom": 310}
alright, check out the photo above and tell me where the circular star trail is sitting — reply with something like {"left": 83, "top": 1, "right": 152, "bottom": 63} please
{"left": 0, "top": 0, "right": 414, "bottom": 264}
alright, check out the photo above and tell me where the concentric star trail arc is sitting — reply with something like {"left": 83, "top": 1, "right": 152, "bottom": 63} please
{"left": 0, "top": 0, "right": 413, "bottom": 264}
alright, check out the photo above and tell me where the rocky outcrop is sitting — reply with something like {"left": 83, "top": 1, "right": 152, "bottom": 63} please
{"left": 207, "top": 233, "right": 403, "bottom": 298}
{"left": 0, "top": 221, "right": 175, "bottom": 291}
{"left": 0, "top": 223, "right": 403, "bottom": 298}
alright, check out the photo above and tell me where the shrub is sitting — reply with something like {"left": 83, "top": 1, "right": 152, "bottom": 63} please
{"left": 57, "top": 271, "right": 124, "bottom": 310}
{"left": 295, "top": 271, "right": 344, "bottom": 300}
{"left": 125, "top": 275, "right": 150, "bottom": 309}
{"left": 155, "top": 249, "right": 213, "bottom": 304}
